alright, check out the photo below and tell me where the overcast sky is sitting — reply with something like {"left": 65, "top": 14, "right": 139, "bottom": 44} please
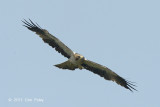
{"left": 1, "top": 0, "right": 160, "bottom": 107}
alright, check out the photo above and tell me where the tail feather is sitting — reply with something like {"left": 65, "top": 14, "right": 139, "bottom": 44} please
{"left": 54, "top": 60, "right": 78, "bottom": 70}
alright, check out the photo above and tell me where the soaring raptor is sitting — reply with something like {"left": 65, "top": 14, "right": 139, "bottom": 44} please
{"left": 22, "top": 19, "right": 136, "bottom": 91}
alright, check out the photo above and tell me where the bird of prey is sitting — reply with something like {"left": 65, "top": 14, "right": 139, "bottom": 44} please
{"left": 22, "top": 19, "right": 137, "bottom": 91}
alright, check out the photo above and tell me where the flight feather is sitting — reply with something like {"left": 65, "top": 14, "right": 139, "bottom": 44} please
{"left": 22, "top": 19, "right": 74, "bottom": 58}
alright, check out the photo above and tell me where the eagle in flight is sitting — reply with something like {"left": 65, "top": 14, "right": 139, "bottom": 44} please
{"left": 22, "top": 19, "right": 136, "bottom": 91}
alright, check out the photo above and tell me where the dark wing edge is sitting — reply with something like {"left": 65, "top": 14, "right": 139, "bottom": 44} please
{"left": 22, "top": 19, "right": 74, "bottom": 59}
{"left": 81, "top": 60, "right": 137, "bottom": 92}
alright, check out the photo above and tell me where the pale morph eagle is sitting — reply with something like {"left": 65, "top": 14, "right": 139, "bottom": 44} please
{"left": 22, "top": 19, "right": 137, "bottom": 91}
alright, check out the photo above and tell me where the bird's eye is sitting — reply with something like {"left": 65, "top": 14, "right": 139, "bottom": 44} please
{"left": 76, "top": 56, "right": 80, "bottom": 60}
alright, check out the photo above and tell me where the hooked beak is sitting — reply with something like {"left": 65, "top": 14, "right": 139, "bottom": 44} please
{"left": 81, "top": 57, "right": 85, "bottom": 60}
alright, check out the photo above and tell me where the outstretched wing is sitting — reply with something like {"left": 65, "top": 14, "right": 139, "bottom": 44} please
{"left": 81, "top": 60, "right": 137, "bottom": 91}
{"left": 22, "top": 19, "right": 74, "bottom": 59}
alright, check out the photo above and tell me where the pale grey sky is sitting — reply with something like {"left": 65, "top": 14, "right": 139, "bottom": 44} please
{"left": 1, "top": 0, "right": 160, "bottom": 107}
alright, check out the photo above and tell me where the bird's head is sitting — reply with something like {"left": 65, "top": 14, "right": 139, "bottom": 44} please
{"left": 75, "top": 53, "right": 85, "bottom": 61}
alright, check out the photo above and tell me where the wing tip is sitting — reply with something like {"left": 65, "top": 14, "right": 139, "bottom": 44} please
{"left": 22, "top": 19, "right": 43, "bottom": 32}
{"left": 125, "top": 80, "right": 138, "bottom": 92}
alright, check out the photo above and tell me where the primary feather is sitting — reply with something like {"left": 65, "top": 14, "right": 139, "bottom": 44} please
{"left": 22, "top": 19, "right": 74, "bottom": 58}
{"left": 82, "top": 60, "right": 137, "bottom": 91}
